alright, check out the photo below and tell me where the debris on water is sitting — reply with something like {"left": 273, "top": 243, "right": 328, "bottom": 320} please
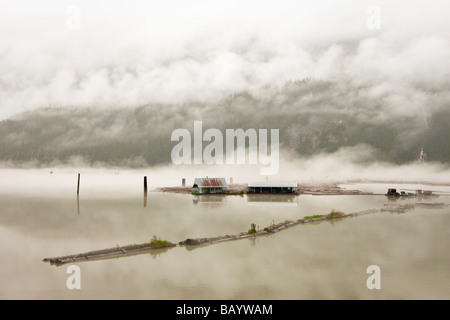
{"left": 385, "top": 188, "right": 439, "bottom": 199}
{"left": 381, "top": 203, "right": 415, "bottom": 213}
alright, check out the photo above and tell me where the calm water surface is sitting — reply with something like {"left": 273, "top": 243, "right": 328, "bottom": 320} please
{"left": 0, "top": 170, "right": 449, "bottom": 299}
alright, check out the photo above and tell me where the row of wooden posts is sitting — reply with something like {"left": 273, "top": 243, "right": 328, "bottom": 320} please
{"left": 76, "top": 174, "right": 235, "bottom": 195}
{"left": 75, "top": 174, "right": 234, "bottom": 210}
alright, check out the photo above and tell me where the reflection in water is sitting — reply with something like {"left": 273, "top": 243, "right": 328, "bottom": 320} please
{"left": 77, "top": 194, "right": 80, "bottom": 215}
{"left": 248, "top": 236, "right": 258, "bottom": 247}
{"left": 144, "top": 191, "right": 147, "bottom": 208}
{"left": 386, "top": 194, "right": 440, "bottom": 203}
{"left": 415, "top": 202, "right": 446, "bottom": 209}
{"left": 381, "top": 203, "right": 415, "bottom": 214}
{"left": 1, "top": 179, "right": 450, "bottom": 299}
{"left": 192, "top": 195, "right": 227, "bottom": 209}
{"left": 247, "top": 194, "right": 298, "bottom": 206}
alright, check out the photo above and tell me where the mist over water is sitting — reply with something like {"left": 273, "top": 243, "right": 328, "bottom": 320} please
{"left": 0, "top": 171, "right": 449, "bottom": 299}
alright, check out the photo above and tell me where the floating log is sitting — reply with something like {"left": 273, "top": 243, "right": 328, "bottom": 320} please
{"left": 43, "top": 242, "right": 176, "bottom": 266}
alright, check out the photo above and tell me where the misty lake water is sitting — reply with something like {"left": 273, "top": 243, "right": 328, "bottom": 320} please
{"left": 0, "top": 170, "right": 450, "bottom": 299}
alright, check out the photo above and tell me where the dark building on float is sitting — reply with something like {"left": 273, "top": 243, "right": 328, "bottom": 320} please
{"left": 247, "top": 182, "right": 298, "bottom": 194}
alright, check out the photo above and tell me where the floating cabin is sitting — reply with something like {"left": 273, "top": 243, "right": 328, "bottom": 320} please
{"left": 193, "top": 177, "right": 228, "bottom": 194}
{"left": 247, "top": 182, "right": 298, "bottom": 194}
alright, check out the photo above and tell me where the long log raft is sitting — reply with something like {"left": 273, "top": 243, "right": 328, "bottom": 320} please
{"left": 43, "top": 209, "right": 379, "bottom": 266}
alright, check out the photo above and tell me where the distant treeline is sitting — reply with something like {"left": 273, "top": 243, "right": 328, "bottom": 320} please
{"left": 1, "top": 80, "right": 449, "bottom": 167}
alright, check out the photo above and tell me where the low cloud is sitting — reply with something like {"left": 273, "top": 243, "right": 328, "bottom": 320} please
{"left": 1, "top": 1, "right": 450, "bottom": 118}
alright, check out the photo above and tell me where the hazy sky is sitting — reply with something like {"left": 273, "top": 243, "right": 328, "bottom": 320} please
{"left": 1, "top": 0, "right": 449, "bottom": 120}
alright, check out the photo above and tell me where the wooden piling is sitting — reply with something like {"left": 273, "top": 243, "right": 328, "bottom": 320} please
{"left": 182, "top": 178, "right": 186, "bottom": 187}
{"left": 144, "top": 176, "right": 148, "bottom": 208}
{"left": 77, "top": 173, "right": 80, "bottom": 195}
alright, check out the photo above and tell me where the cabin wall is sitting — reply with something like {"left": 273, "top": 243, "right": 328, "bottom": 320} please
{"left": 197, "top": 187, "right": 226, "bottom": 194}
{"left": 248, "top": 186, "right": 296, "bottom": 194}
